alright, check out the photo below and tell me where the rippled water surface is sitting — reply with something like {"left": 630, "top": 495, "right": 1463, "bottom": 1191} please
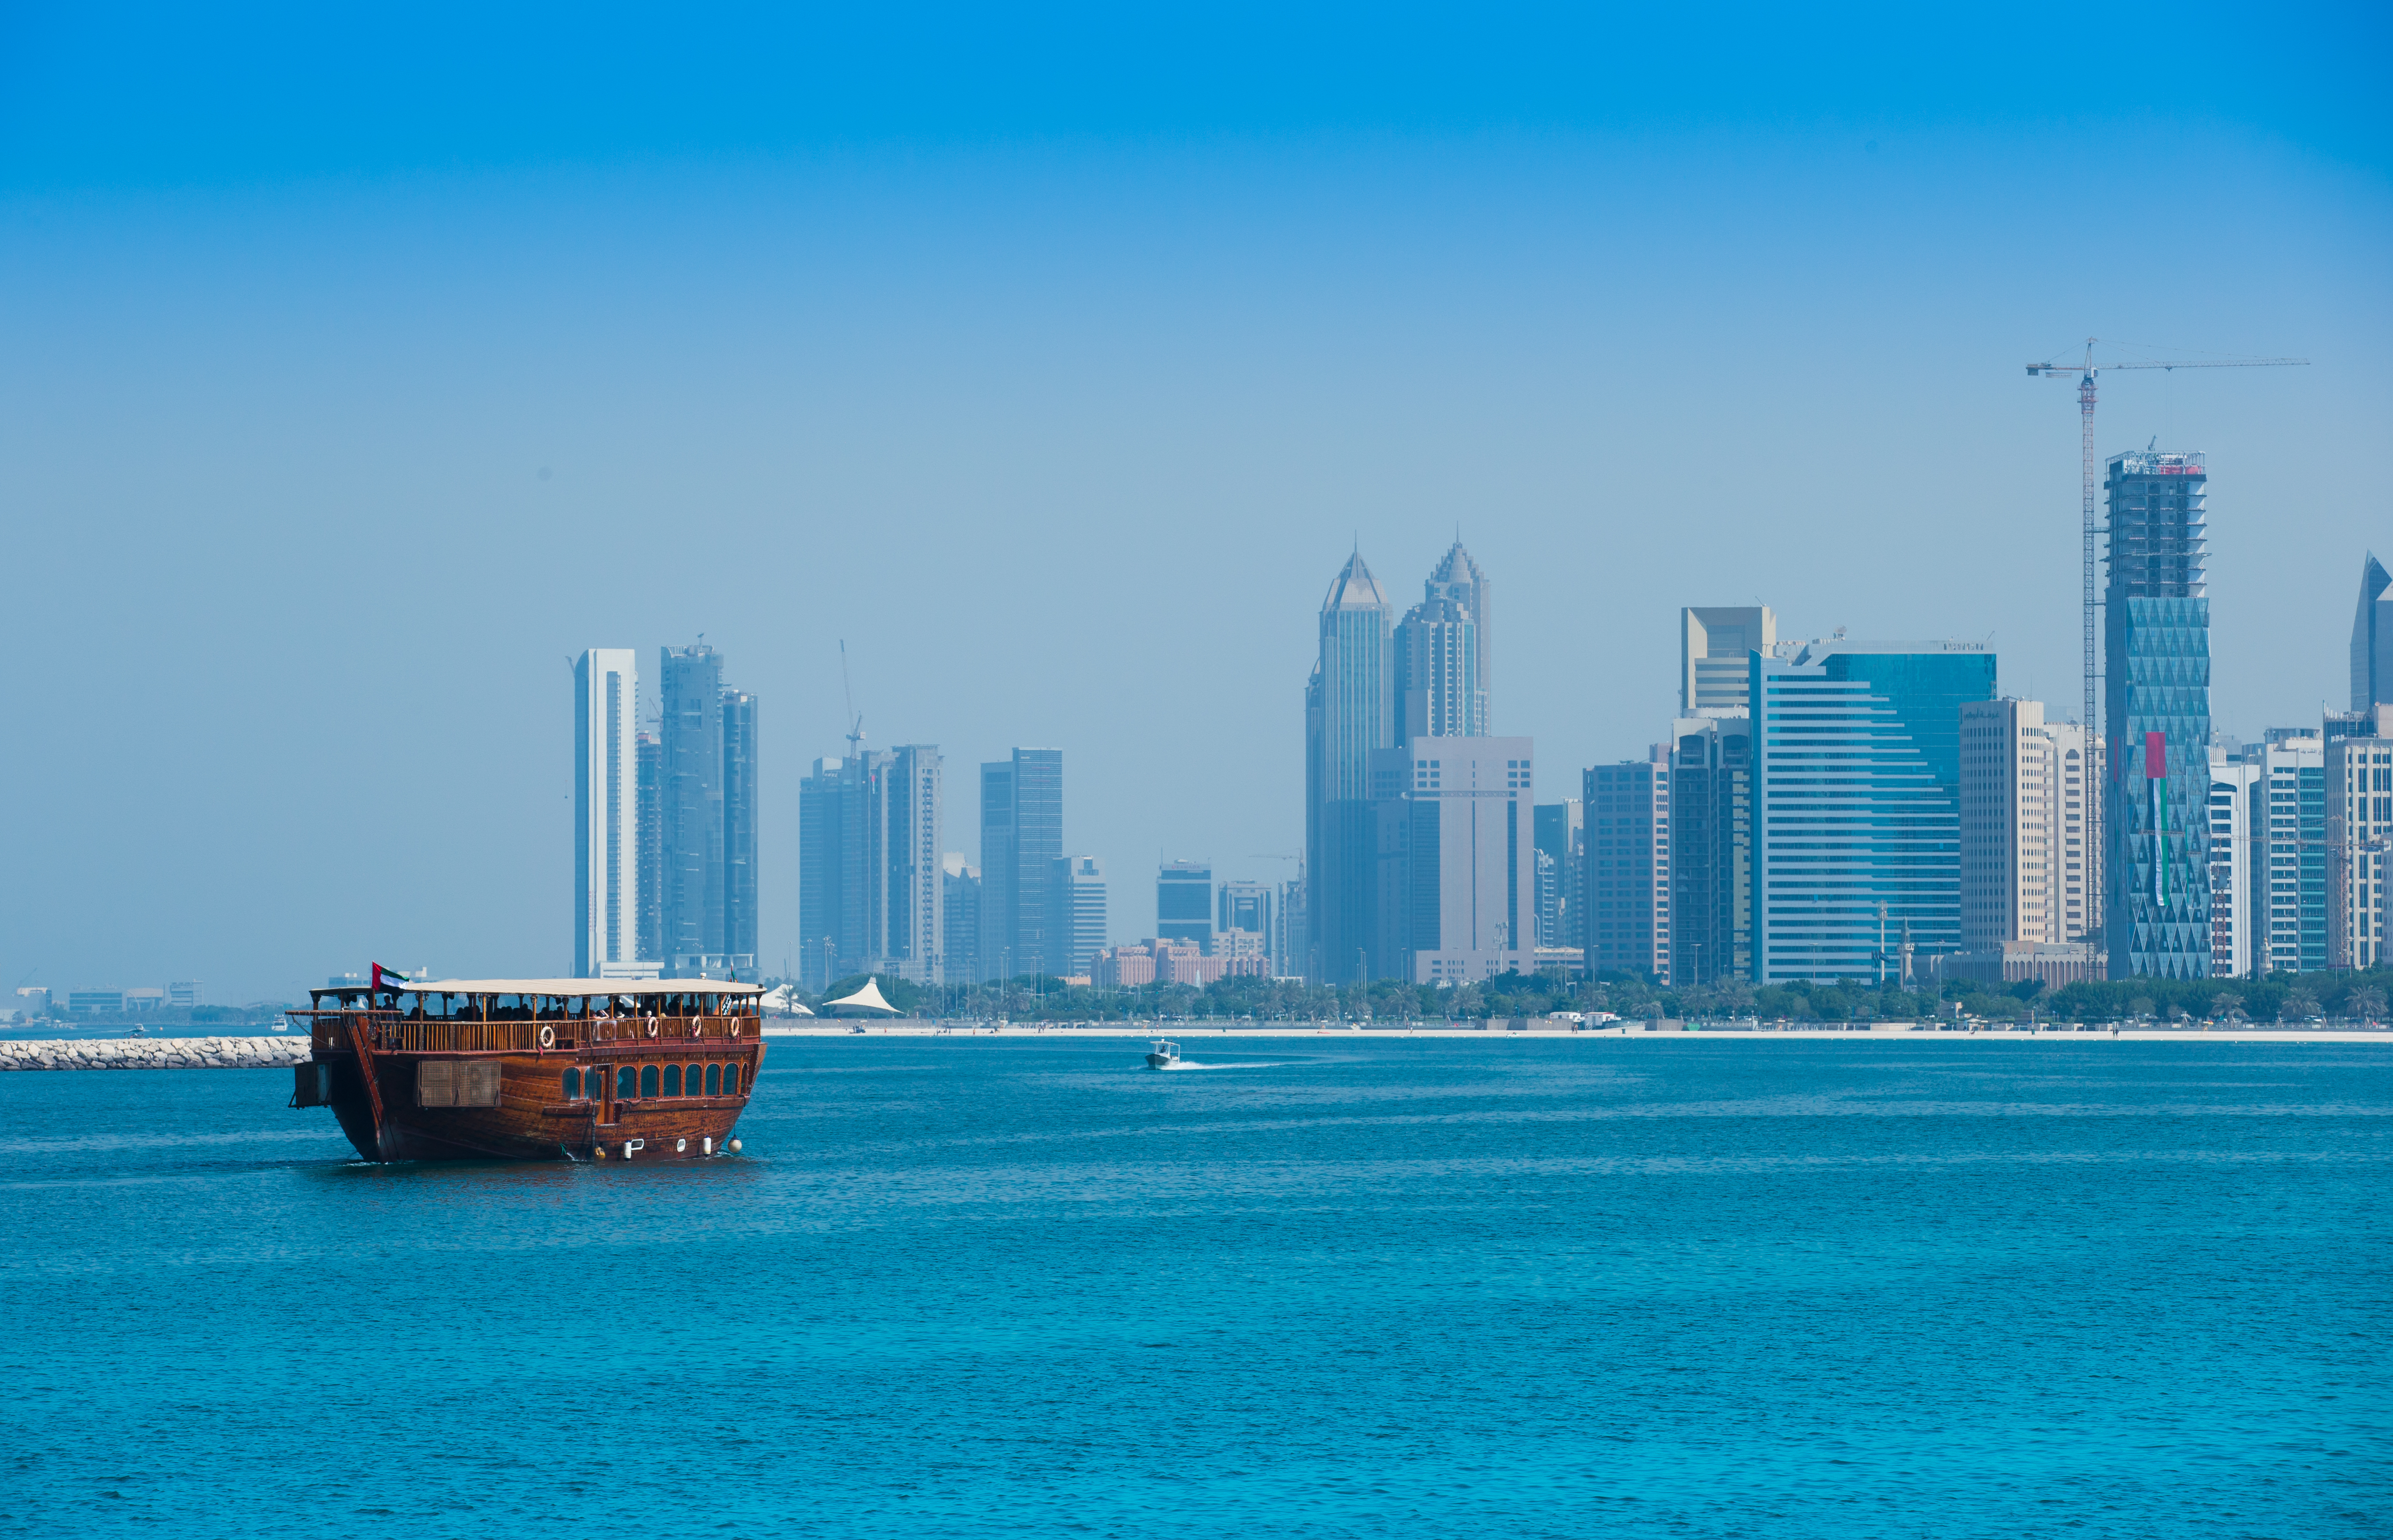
{"left": 3, "top": 1038, "right": 2386, "bottom": 1537}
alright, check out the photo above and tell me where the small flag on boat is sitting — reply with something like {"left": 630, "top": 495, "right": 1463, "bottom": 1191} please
{"left": 371, "top": 963, "right": 410, "bottom": 991}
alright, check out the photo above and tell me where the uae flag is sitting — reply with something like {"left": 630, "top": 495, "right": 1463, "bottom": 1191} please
{"left": 371, "top": 963, "right": 411, "bottom": 991}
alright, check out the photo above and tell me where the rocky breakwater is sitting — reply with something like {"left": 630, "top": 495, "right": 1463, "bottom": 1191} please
{"left": 0, "top": 1035, "right": 315, "bottom": 1071}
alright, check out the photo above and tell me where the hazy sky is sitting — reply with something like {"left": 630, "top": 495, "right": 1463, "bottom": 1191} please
{"left": 4, "top": 4, "right": 2389, "bottom": 1001}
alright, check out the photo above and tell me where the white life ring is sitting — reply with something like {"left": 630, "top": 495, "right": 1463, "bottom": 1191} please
{"left": 647, "top": 1019, "right": 660, "bottom": 1038}
{"left": 538, "top": 1025, "right": 555, "bottom": 1049}
{"left": 690, "top": 1019, "right": 702, "bottom": 1038}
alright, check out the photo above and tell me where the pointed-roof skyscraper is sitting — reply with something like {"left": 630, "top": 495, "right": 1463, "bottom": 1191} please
{"left": 1306, "top": 549, "right": 1394, "bottom": 983}
{"left": 1423, "top": 538, "right": 1492, "bottom": 728}
{"left": 1397, "top": 540, "right": 1492, "bottom": 739}
{"left": 2352, "top": 552, "right": 2393, "bottom": 713}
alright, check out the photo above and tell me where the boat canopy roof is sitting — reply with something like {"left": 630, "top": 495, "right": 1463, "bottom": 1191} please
{"left": 326, "top": 978, "right": 767, "bottom": 997}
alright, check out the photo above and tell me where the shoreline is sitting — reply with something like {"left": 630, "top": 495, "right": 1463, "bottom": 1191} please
{"left": 765, "top": 1021, "right": 2393, "bottom": 1044}
{"left": 5, "top": 1024, "right": 2388, "bottom": 1070}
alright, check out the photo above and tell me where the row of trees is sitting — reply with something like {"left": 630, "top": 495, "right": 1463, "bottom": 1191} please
{"left": 782, "top": 964, "right": 2393, "bottom": 1025}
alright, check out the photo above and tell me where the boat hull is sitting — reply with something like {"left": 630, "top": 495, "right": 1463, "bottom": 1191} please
{"left": 303, "top": 1040, "right": 764, "bottom": 1163}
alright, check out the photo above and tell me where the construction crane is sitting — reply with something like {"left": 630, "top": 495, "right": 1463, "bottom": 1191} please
{"left": 2025, "top": 339, "right": 2307, "bottom": 895}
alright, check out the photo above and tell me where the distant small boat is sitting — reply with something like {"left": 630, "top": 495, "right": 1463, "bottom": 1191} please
{"left": 1145, "top": 1038, "right": 1180, "bottom": 1069}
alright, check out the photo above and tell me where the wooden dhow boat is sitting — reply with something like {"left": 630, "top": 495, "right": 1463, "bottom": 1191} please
{"left": 291, "top": 973, "right": 766, "bottom": 1163}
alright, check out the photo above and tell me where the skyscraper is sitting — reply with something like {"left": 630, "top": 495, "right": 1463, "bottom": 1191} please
{"left": 2351, "top": 554, "right": 2393, "bottom": 712}
{"left": 1751, "top": 638, "right": 1995, "bottom": 982}
{"left": 1217, "top": 880, "right": 1275, "bottom": 965}
{"left": 1305, "top": 552, "right": 1393, "bottom": 983}
{"left": 2208, "top": 746, "right": 2261, "bottom": 978}
{"left": 1682, "top": 606, "right": 1775, "bottom": 716}
{"left": 799, "top": 758, "right": 842, "bottom": 988}
{"left": 2050, "top": 723, "right": 2102, "bottom": 945}
{"left": 2251, "top": 728, "right": 2327, "bottom": 974}
{"left": 1048, "top": 856, "right": 1107, "bottom": 977}
{"left": 1585, "top": 752, "right": 1669, "bottom": 979}
{"left": 1668, "top": 716, "right": 1752, "bottom": 987}
{"left": 635, "top": 731, "right": 661, "bottom": 963}
{"left": 808, "top": 744, "right": 945, "bottom": 983}
{"left": 1532, "top": 800, "right": 1582, "bottom": 950}
{"left": 658, "top": 645, "right": 725, "bottom": 975}
{"left": 2104, "top": 450, "right": 2212, "bottom": 979}
{"left": 722, "top": 689, "right": 759, "bottom": 971}
{"left": 881, "top": 745, "right": 945, "bottom": 982}
{"left": 1364, "top": 735, "right": 1537, "bottom": 983}
{"left": 573, "top": 648, "right": 643, "bottom": 978}
{"left": 978, "top": 758, "right": 1013, "bottom": 980}
{"left": 1278, "top": 871, "right": 1306, "bottom": 978}
{"left": 1157, "top": 861, "right": 1212, "bottom": 948}
{"left": 2328, "top": 720, "right": 2391, "bottom": 969}
{"left": 982, "top": 749, "right": 1063, "bottom": 980}
{"left": 1395, "top": 603, "right": 1484, "bottom": 743}
{"left": 656, "top": 644, "right": 756, "bottom": 978}
{"left": 1959, "top": 698, "right": 2055, "bottom": 950}
{"left": 1424, "top": 539, "right": 1493, "bottom": 721}
{"left": 942, "top": 854, "right": 981, "bottom": 984}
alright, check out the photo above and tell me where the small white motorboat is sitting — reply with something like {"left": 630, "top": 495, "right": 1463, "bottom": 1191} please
{"left": 1144, "top": 1038, "right": 1181, "bottom": 1069}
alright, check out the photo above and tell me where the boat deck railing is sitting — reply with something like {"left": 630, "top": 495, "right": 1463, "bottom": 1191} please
{"left": 292, "top": 1011, "right": 753, "bottom": 1056}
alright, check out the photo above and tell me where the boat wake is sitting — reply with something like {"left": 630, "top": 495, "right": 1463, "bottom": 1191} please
{"left": 1160, "top": 1059, "right": 1285, "bottom": 1071}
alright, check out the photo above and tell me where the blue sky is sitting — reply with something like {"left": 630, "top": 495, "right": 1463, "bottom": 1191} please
{"left": 3, "top": 4, "right": 2389, "bottom": 999}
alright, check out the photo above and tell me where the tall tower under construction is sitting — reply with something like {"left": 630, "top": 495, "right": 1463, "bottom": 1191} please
{"left": 2103, "top": 450, "right": 2212, "bottom": 978}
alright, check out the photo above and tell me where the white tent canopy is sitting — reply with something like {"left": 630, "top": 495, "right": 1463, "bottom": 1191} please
{"left": 760, "top": 984, "right": 815, "bottom": 1017}
{"left": 822, "top": 977, "right": 902, "bottom": 1017}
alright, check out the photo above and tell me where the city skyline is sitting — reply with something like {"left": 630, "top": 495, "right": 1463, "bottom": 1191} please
{"left": 6, "top": 12, "right": 2387, "bottom": 1000}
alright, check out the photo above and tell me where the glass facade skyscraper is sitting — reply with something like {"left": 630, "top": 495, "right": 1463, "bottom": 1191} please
{"left": 799, "top": 758, "right": 842, "bottom": 987}
{"left": 1585, "top": 755, "right": 1669, "bottom": 979}
{"left": 2103, "top": 450, "right": 2212, "bottom": 979}
{"left": 1305, "top": 552, "right": 1393, "bottom": 982}
{"left": 1751, "top": 640, "right": 1995, "bottom": 982}
{"left": 2352, "top": 554, "right": 2393, "bottom": 713}
{"left": 658, "top": 645, "right": 725, "bottom": 974}
{"left": 722, "top": 690, "right": 759, "bottom": 970}
{"left": 1670, "top": 716, "right": 1753, "bottom": 987}
{"left": 979, "top": 749, "right": 1062, "bottom": 980}
{"left": 656, "top": 644, "right": 756, "bottom": 978}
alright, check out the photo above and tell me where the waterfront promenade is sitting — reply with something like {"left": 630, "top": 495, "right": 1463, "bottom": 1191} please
{"left": 5, "top": 1020, "right": 2384, "bottom": 1069}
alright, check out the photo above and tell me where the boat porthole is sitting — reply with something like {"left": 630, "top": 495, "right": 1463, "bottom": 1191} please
{"left": 676, "top": 1138, "right": 687, "bottom": 1152}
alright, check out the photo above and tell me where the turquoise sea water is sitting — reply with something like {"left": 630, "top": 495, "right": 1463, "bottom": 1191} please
{"left": 1, "top": 1038, "right": 2385, "bottom": 1537}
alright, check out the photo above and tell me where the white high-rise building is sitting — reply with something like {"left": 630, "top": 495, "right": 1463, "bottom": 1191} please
{"left": 1960, "top": 699, "right": 2055, "bottom": 949}
{"left": 2209, "top": 747, "right": 2261, "bottom": 977}
{"left": 2048, "top": 723, "right": 2102, "bottom": 946}
{"left": 574, "top": 648, "right": 648, "bottom": 978}
{"left": 2253, "top": 731, "right": 2327, "bottom": 975}
{"left": 2328, "top": 726, "right": 2393, "bottom": 970}
{"left": 1680, "top": 606, "right": 1775, "bottom": 716}
{"left": 1048, "top": 856, "right": 1108, "bottom": 978}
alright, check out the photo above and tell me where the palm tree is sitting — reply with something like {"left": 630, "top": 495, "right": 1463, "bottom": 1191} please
{"left": 2347, "top": 985, "right": 2386, "bottom": 1023}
